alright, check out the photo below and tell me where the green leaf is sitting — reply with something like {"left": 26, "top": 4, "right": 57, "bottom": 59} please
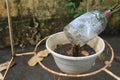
{"left": 75, "top": 0, "right": 83, "bottom": 8}
{"left": 64, "top": 2, "right": 74, "bottom": 7}
{"left": 107, "top": 5, "right": 112, "bottom": 10}
{"left": 14, "top": 0, "right": 21, "bottom": 4}
{"left": 99, "top": 0, "right": 103, "bottom": 5}
{"left": 70, "top": 8, "right": 75, "bottom": 13}
{"left": 116, "top": 16, "right": 120, "bottom": 20}
{"left": 81, "top": 7, "right": 87, "bottom": 14}
{"left": 73, "top": 13, "right": 80, "bottom": 18}
{"left": 73, "top": 7, "right": 86, "bottom": 18}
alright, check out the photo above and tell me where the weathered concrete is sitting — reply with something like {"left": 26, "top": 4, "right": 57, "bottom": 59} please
{"left": 0, "top": 0, "right": 120, "bottom": 48}
{"left": 0, "top": 35, "right": 120, "bottom": 80}
{"left": 0, "top": 0, "right": 68, "bottom": 19}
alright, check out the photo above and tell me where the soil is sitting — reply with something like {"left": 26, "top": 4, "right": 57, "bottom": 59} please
{"left": 54, "top": 43, "right": 96, "bottom": 57}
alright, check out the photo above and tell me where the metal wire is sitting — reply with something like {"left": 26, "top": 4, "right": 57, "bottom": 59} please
{"left": 5, "top": 0, "right": 15, "bottom": 57}
{"left": 2, "top": 57, "right": 14, "bottom": 80}
{"left": 2, "top": 0, "right": 120, "bottom": 80}
{"left": 34, "top": 36, "right": 116, "bottom": 79}
{"left": 2, "top": 1, "right": 16, "bottom": 80}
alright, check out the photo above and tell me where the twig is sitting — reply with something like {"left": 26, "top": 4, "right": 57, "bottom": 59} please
{"left": 114, "top": 56, "right": 120, "bottom": 63}
{"left": 58, "top": 77, "right": 61, "bottom": 80}
{"left": 115, "top": 4, "right": 120, "bottom": 9}
{"left": 111, "top": 3, "right": 119, "bottom": 11}
{"left": 87, "top": 0, "right": 90, "bottom": 12}
{"left": 54, "top": 75, "right": 61, "bottom": 80}
{"left": 111, "top": 4, "right": 120, "bottom": 14}
{"left": 111, "top": 7, "right": 120, "bottom": 14}
{"left": 34, "top": 36, "right": 48, "bottom": 52}
{"left": 54, "top": 75, "right": 56, "bottom": 80}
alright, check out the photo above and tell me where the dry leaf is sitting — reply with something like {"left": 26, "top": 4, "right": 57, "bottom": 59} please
{"left": 37, "top": 49, "right": 49, "bottom": 57}
{"left": 0, "top": 73, "right": 3, "bottom": 80}
{"left": 0, "top": 61, "right": 13, "bottom": 72}
{"left": 98, "top": 55, "right": 104, "bottom": 61}
{"left": 81, "top": 50, "right": 89, "bottom": 56}
{"left": 28, "top": 49, "right": 49, "bottom": 66}
{"left": 66, "top": 49, "right": 73, "bottom": 56}
{"left": 0, "top": 61, "right": 10, "bottom": 71}
{"left": 28, "top": 56, "right": 43, "bottom": 66}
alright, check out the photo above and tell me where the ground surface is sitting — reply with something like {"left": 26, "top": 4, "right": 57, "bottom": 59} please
{"left": 0, "top": 35, "right": 120, "bottom": 80}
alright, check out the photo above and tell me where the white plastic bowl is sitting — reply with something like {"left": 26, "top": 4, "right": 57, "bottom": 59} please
{"left": 46, "top": 32, "right": 105, "bottom": 74}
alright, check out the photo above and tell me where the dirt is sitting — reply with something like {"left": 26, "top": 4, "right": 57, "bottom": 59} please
{"left": 54, "top": 43, "right": 96, "bottom": 57}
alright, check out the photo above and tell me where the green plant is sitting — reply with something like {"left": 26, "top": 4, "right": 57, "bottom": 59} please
{"left": 64, "top": 0, "right": 86, "bottom": 18}
{"left": 99, "top": 0, "right": 103, "bottom": 5}
{"left": 14, "top": 0, "right": 21, "bottom": 4}
{"left": 116, "top": 16, "right": 120, "bottom": 20}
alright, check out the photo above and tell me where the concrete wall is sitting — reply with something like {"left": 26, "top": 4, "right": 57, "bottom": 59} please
{"left": 0, "top": 0, "right": 68, "bottom": 19}
{"left": 0, "top": 0, "right": 119, "bottom": 48}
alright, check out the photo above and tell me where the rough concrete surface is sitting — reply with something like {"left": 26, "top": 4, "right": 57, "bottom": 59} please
{"left": 0, "top": 35, "right": 120, "bottom": 80}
